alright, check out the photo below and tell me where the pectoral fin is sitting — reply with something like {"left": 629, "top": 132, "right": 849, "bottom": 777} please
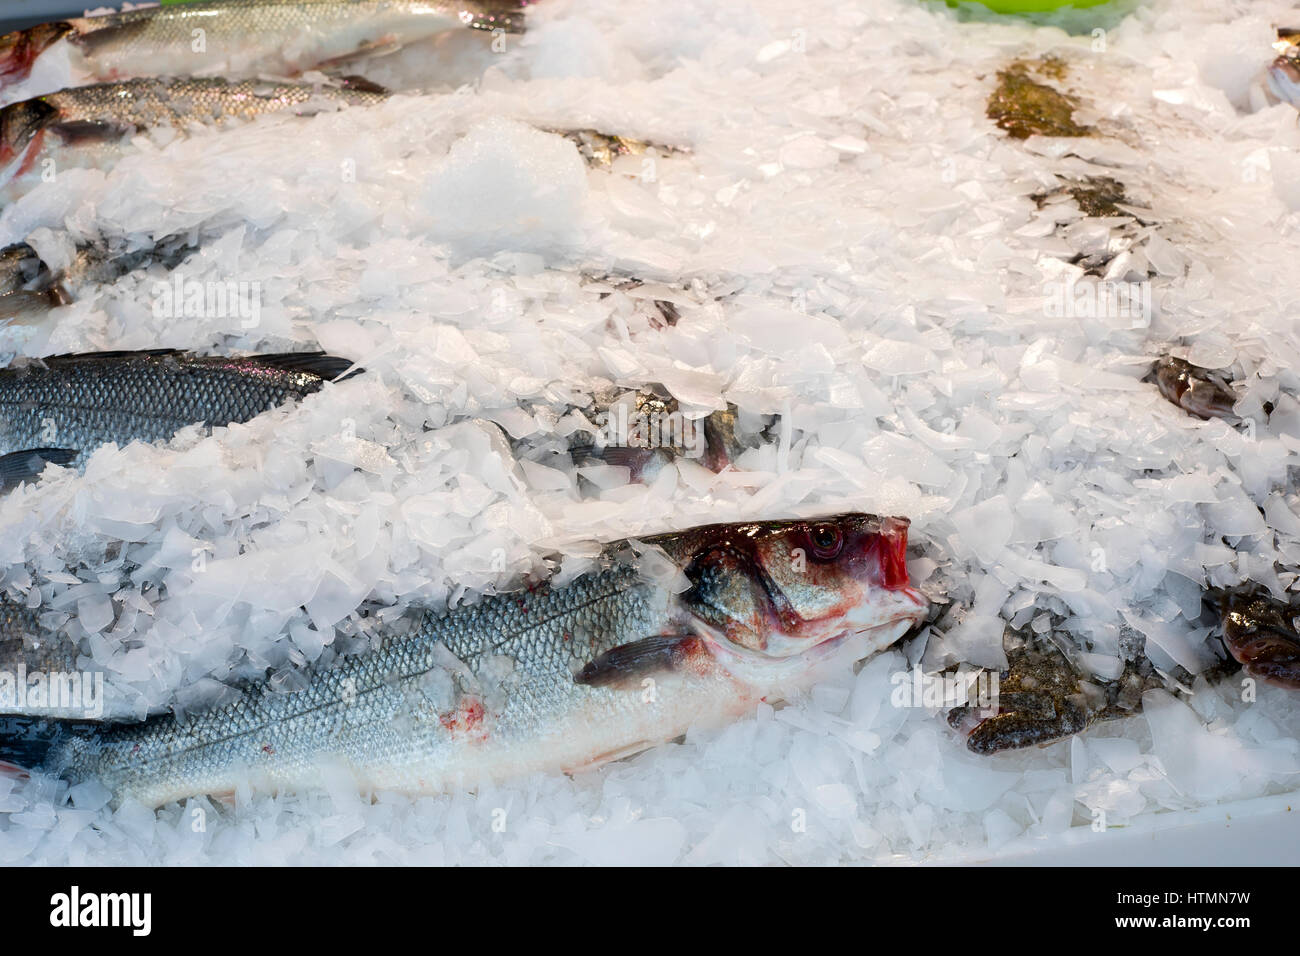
{"left": 49, "top": 119, "right": 133, "bottom": 145}
{"left": 574, "top": 635, "right": 702, "bottom": 689}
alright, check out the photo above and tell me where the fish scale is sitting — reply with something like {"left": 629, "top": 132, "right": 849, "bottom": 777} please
{"left": 0, "top": 351, "right": 349, "bottom": 473}
{"left": 49, "top": 563, "right": 686, "bottom": 806}
{"left": 0, "top": 0, "right": 527, "bottom": 98}
{"left": 37, "top": 77, "right": 390, "bottom": 129}
{"left": 0, "top": 514, "right": 929, "bottom": 807}
{"left": 0, "top": 600, "right": 76, "bottom": 675}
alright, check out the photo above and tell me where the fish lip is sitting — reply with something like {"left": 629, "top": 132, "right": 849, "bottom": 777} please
{"left": 693, "top": 598, "right": 928, "bottom": 677}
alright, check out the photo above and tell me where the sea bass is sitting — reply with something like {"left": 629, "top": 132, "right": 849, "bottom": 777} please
{"left": 0, "top": 0, "right": 526, "bottom": 98}
{"left": 0, "top": 348, "right": 358, "bottom": 486}
{"left": 0, "top": 514, "right": 928, "bottom": 807}
{"left": 0, "top": 76, "right": 388, "bottom": 202}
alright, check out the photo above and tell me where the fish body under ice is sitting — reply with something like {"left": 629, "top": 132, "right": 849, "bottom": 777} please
{"left": 0, "top": 514, "right": 928, "bottom": 807}
{"left": 500, "top": 384, "right": 778, "bottom": 484}
{"left": 0, "top": 1, "right": 527, "bottom": 100}
{"left": 0, "top": 349, "right": 358, "bottom": 486}
{"left": 0, "top": 76, "right": 389, "bottom": 202}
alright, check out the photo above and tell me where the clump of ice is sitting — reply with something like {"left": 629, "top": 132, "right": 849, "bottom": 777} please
{"left": 418, "top": 118, "right": 590, "bottom": 259}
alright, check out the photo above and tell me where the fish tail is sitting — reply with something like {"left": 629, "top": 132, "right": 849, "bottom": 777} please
{"left": 0, "top": 21, "right": 73, "bottom": 85}
{"left": 0, "top": 714, "right": 94, "bottom": 779}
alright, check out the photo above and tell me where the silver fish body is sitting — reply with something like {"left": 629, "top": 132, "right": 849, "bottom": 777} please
{"left": 0, "top": 76, "right": 389, "bottom": 202}
{"left": 54, "top": 564, "right": 685, "bottom": 806}
{"left": 0, "top": 1, "right": 526, "bottom": 97}
{"left": 3, "top": 514, "right": 929, "bottom": 806}
{"left": 0, "top": 349, "right": 356, "bottom": 483}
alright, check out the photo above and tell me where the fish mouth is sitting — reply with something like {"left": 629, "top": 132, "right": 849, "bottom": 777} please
{"left": 693, "top": 593, "right": 928, "bottom": 685}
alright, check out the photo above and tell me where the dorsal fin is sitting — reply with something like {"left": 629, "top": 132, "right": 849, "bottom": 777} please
{"left": 42, "top": 348, "right": 184, "bottom": 363}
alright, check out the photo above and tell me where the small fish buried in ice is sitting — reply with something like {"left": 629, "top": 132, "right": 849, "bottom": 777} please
{"left": 0, "top": 238, "right": 196, "bottom": 354}
{"left": 0, "top": 0, "right": 527, "bottom": 97}
{"left": 1218, "top": 587, "right": 1300, "bottom": 690}
{"left": 0, "top": 75, "right": 389, "bottom": 202}
{"left": 945, "top": 622, "right": 1241, "bottom": 755}
{"left": 0, "top": 234, "right": 195, "bottom": 304}
{"left": 1151, "top": 355, "right": 1241, "bottom": 422}
{"left": 0, "top": 514, "right": 927, "bottom": 807}
{"left": 501, "top": 384, "right": 777, "bottom": 483}
{"left": 551, "top": 129, "right": 688, "bottom": 170}
{"left": 0, "top": 348, "right": 359, "bottom": 487}
{"left": 1262, "top": 29, "right": 1300, "bottom": 108}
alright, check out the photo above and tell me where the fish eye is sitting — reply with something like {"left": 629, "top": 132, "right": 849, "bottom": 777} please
{"left": 808, "top": 523, "right": 843, "bottom": 560}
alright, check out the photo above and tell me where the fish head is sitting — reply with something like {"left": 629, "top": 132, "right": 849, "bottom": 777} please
{"left": 0, "top": 97, "right": 57, "bottom": 171}
{"left": 1266, "top": 54, "right": 1300, "bottom": 108}
{"left": 649, "top": 513, "right": 929, "bottom": 680}
{"left": 0, "top": 22, "right": 72, "bottom": 84}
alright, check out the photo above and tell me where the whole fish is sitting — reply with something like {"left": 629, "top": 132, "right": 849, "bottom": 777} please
{"left": 0, "top": 76, "right": 389, "bottom": 202}
{"left": 0, "top": 1, "right": 526, "bottom": 96}
{"left": 0, "top": 513, "right": 928, "bottom": 807}
{"left": 0, "top": 348, "right": 358, "bottom": 486}
{"left": 944, "top": 623, "right": 1240, "bottom": 754}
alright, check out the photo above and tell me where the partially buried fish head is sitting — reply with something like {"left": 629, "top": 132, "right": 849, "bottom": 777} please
{"left": 0, "top": 21, "right": 72, "bottom": 85}
{"left": 0, "top": 96, "right": 57, "bottom": 172}
{"left": 647, "top": 513, "right": 928, "bottom": 680}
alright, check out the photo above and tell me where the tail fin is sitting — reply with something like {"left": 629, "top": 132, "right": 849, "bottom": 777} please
{"left": 0, "top": 714, "right": 93, "bottom": 778}
{"left": 249, "top": 351, "right": 363, "bottom": 383}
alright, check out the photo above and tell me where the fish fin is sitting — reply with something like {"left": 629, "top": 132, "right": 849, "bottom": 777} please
{"left": 43, "top": 347, "right": 185, "bottom": 364}
{"left": 0, "top": 448, "right": 77, "bottom": 487}
{"left": 316, "top": 38, "right": 405, "bottom": 72}
{"left": 584, "top": 445, "right": 651, "bottom": 469}
{"left": 48, "top": 119, "right": 133, "bottom": 146}
{"left": 67, "top": 16, "right": 146, "bottom": 58}
{"left": 246, "top": 352, "right": 363, "bottom": 382}
{"left": 0, "top": 289, "right": 60, "bottom": 323}
{"left": 574, "top": 634, "right": 702, "bottom": 688}
{"left": 337, "top": 74, "right": 389, "bottom": 95}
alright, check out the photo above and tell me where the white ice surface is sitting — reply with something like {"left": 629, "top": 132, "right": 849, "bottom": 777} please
{"left": 2, "top": 0, "right": 1300, "bottom": 864}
